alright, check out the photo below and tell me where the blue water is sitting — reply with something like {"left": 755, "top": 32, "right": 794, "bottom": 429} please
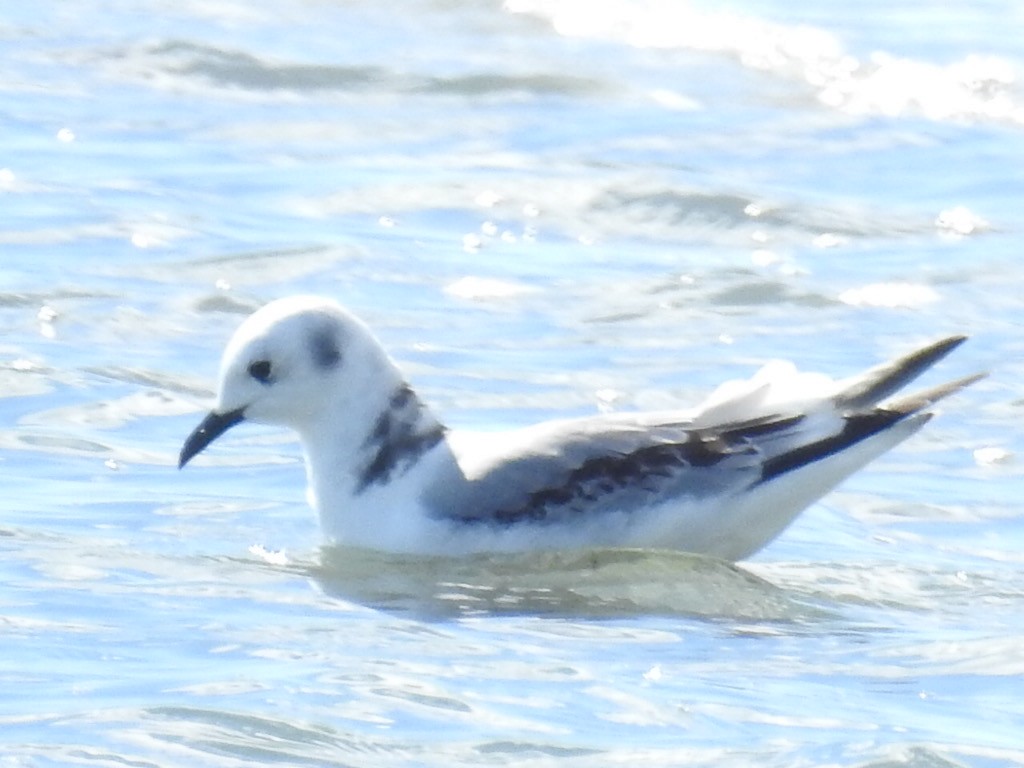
{"left": 2, "top": 2, "right": 1023, "bottom": 765}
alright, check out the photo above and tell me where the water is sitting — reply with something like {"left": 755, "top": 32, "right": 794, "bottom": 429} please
{"left": 2, "top": 1, "right": 1022, "bottom": 765}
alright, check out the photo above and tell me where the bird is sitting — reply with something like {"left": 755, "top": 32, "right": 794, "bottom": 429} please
{"left": 179, "top": 296, "right": 983, "bottom": 560}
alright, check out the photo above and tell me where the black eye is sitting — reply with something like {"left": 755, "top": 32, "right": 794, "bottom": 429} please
{"left": 248, "top": 360, "right": 272, "bottom": 383}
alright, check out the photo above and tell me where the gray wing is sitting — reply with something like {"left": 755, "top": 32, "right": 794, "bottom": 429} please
{"left": 432, "top": 334, "right": 983, "bottom": 529}
{"left": 437, "top": 414, "right": 801, "bottom": 527}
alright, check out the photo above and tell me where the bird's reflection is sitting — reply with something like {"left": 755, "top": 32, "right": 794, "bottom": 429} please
{"left": 302, "top": 545, "right": 816, "bottom": 622}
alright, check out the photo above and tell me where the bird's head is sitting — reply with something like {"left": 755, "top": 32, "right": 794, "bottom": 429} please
{"left": 178, "top": 296, "right": 400, "bottom": 468}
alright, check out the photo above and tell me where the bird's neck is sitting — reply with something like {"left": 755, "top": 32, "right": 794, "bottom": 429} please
{"left": 298, "top": 381, "right": 460, "bottom": 548}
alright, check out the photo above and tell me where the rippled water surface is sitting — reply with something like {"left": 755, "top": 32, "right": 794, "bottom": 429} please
{"left": 2, "top": 1, "right": 1023, "bottom": 765}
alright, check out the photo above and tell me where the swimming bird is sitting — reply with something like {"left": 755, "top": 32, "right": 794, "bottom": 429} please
{"left": 179, "top": 296, "right": 982, "bottom": 560}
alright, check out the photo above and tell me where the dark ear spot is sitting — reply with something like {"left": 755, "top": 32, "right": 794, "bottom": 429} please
{"left": 309, "top": 326, "right": 342, "bottom": 369}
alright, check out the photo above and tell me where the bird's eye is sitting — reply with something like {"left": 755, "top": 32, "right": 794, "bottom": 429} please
{"left": 248, "top": 360, "right": 272, "bottom": 383}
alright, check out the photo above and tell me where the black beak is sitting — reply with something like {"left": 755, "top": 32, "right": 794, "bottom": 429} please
{"left": 178, "top": 408, "right": 246, "bottom": 469}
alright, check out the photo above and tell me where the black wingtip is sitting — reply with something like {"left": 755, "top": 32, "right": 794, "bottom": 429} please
{"left": 838, "top": 335, "right": 972, "bottom": 410}
{"left": 882, "top": 371, "right": 987, "bottom": 416}
{"left": 758, "top": 410, "right": 903, "bottom": 483}
{"left": 761, "top": 354, "right": 984, "bottom": 485}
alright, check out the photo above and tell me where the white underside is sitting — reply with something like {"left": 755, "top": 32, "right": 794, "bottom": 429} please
{"left": 310, "top": 415, "right": 927, "bottom": 561}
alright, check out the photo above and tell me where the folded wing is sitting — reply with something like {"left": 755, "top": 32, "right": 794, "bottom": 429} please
{"left": 431, "top": 336, "right": 982, "bottom": 553}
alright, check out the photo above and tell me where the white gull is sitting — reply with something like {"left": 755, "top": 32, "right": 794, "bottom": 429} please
{"left": 179, "top": 296, "right": 982, "bottom": 560}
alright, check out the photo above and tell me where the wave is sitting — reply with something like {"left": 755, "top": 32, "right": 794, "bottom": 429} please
{"left": 506, "top": 0, "right": 1024, "bottom": 125}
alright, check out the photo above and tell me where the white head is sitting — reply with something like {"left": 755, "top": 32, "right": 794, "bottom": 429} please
{"left": 179, "top": 296, "right": 404, "bottom": 467}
